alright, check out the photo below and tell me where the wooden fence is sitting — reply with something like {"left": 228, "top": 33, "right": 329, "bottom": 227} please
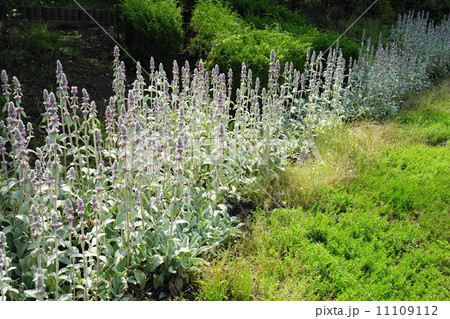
{"left": 11, "top": 6, "right": 117, "bottom": 26}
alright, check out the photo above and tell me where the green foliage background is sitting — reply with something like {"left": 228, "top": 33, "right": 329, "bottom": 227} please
{"left": 119, "top": 0, "right": 184, "bottom": 68}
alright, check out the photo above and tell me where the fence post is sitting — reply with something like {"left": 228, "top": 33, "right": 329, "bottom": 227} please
{"left": 42, "top": 7, "right": 51, "bottom": 21}
{"left": 72, "top": 8, "right": 80, "bottom": 22}
{"left": 26, "top": 6, "right": 35, "bottom": 20}
{"left": 35, "top": 6, "right": 43, "bottom": 21}
{"left": 50, "top": 7, "right": 58, "bottom": 21}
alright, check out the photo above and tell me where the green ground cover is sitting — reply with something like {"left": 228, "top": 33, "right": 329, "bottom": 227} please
{"left": 197, "top": 78, "right": 450, "bottom": 301}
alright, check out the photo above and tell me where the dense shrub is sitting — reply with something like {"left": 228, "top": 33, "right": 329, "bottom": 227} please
{"left": 189, "top": 0, "right": 313, "bottom": 87}
{"left": 207, "top": 27, "right": 311, "bottom": 86}
{"left": 190, "top": 0, "right": 362, "bottom": 88}
{"left": 119, "top": 0, "right": 184, "bottom": 68}
{"left": 188, "top": 0, "right": 241, "bottom": 59}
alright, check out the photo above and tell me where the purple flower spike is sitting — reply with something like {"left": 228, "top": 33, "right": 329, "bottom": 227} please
{"left": 95, "top": 130, "right": 104, "bottom": 150}
{"left": 76, "top": 198, "right": 85, "bottom": 217}
{"left": 0, "top": 231, "right": 6, "bottom": 250}
{"left": 66, "top": 167, "right": 77, "bottom": 182}
{"left": 30, "top": 205, "right": 43, "bottom": 240}
{"left": 59, "top": 73, "right": 68, "bottom": 93}
{"left": 12, "top": 76, "right": 22, "bottom": 94}
{"left": 65, "top": 199, "right": 74, "bottom": 222}
{"left": 113, "top": 46, "right": 120, "bottom": 61}
{"left": 50, "top": 210, "right": 61, "bottom": 231}
{"left": 1, "top": 70, "right": 8, "bottom": 84}
{"left": 56, "top": 60, "right": 64, "bottom": 79}
{"left": 150, "top": 57, "right": 155, "bottom": 74}
{"left": 27, "top": 122, "right": 33, "bottom": 136}
{"left": 71, "top": 86, "right": 78, "bottom": 97}
{"left": 91, "top": 195, "right": 99, "bottom": 216}
{"left": 82, "top": 88, "right": 90, "bottom": 104}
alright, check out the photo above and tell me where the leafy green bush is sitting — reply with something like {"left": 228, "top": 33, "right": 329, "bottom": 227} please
{"left": 119, "top": 0, "right": 184, "bottom": 67}
{"left": 225, "top": 0, "right": 302, "bottom": 22}
{"left": 207, "top": 27, "right": 311, "bottom": 85}
{"left": 188, "top": 0, "right": 241, "bottom": 59}
{"left": 189, "top": 0, "right": 312, "bottom": 86}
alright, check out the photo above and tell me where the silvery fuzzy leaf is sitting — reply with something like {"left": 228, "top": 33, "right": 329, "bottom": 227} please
{"left": 115, "top": 211, "right": 127, "bottom": 228}
{"left": 148, "top": 254, "right": 164, "bottom": 272}
{"left": 133, "top": 269, "right": 147, "bottom": 289}
{"left": 177, "top": 247, "right": 190, "bottom": 254}
{"left": 59, "top": 293, "right": 73, "bottom": 301}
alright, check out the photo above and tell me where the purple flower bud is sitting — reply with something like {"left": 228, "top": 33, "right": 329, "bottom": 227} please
{"left": 27, "top": 122, "right": 33, "bottom": 136}
{"left": 10, "top": 127, "right": 24, "bottom": 149}
{"left": 119, "top": 124, "right": 128, "bottom": 145}
{"left": 241, "top": 62, "right": 247, "bottom": 79}
{"left": 59, "top": 73, "right": 68, "bottom": 92}
{"left": 95, "top": 130, "right": 103, "bottom": 150}
{"left": 150, "top": 57, "right": 155, "bottom": 73}
{"left": 43, "top": 89, "right": 48, "bottom": 102}
{"left": 1, "top": 70, "right": 11, "bottom": 98}
{"left": 255, "top": 77, "right": 260, "bottom": 93}
{"left": 90, "top": 101, "right": 97, "bottom": 117}
{"left": 56, "top": 60, "right": 63, "bottom": 77}
{"left": 198, "top": 59, "right": 205, "bottom": 73}
{"left": 50, "top": 210, "right": 61, "bottom": 230}
{"left": 65, "top": 199, "right": 74, "bottom": 221}
{"left": 82, "top": 88, "right": 89, "bottom": 104}
{"left": 112, "top": 160, "right": 119, "bottom": 177}
{"left": 76, "top": 198, "right": 85, "bottom": 217}
{"left": 48, "top": 92, "right": 57, "bottom": 108}
{"left": 91, "top": 195, "right": 99, "bottom": 215}
{"left": 113, "top": 46, "right": 120, "bottom": 61}
{"left": 71, "top": 86, "right": 78, "bottom": 97}
{"left": 66, "top": 167, "right": 77, "bottom": 182}
{"left": 12, "top": 76, "right": 22, "bottom": 94}
{"left": 30, "top": 204, "right": 41, "bottom": 233}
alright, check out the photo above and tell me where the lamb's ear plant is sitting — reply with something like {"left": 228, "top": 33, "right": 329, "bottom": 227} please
{"left": 0, "top": 231, "right": 17, "bottom": 300}
{"left": 0, "top": 11, "right": 448, "bottom": 300}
